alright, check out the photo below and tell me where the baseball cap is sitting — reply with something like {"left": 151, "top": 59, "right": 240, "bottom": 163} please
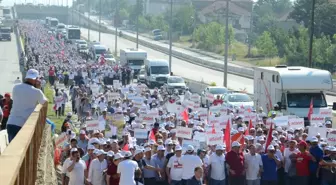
{"left": 123, "top": 151, "right": 133, "bottom": 158}
{"left": 134, "top": 149, "right": 144, "bottom": 156}
{"left": 25, "top": 69, "right": 39, "bottom": 79}
{"left": 232, "top": 141, "right": 241, "bottom": 147}
{"left": 175, "top": 145, "right": 182, "bottom": 151}
{"left": 267, "top": 145, "right": 275, "bottom": 151}
{"left": 311, "top": 137, "right": 318, "bottom": 143}
{"left": 144, "top": 147, "right": 152, "bottom": 152}
{"left": 215, "top": 145, "right": 225, "bottom": 150}
{"left": 187, "top": 145, "right": 194, "bottom": 151}
{"left": 87, "top": 145, "right": 95, "bottom": 150}
{"left": 299, "top": 141, "right": 308, "bottom": 147}
{"left": 70, "top": 148, "right": 78, "bottom": 152}
{"left": 97, "top": 149, "right": 107, "bottom": 156}
{"left": 80, "top": 130, "right": 86, "bottom": 135}
{"left": 114, "top": 153, "right": 124, "bottom": 160}
{"left": 107, "top": 151, "right": 114, "bottom": 157}
{"left": 157, "top": 145, "right": 166, "bottom": 151}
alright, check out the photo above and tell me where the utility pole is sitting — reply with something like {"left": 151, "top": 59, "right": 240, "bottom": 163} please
{"left": 99, "top": 0, "right": 102, "bottom": 42}
{"left": 247, "top": 2, "right": 253, "bottom": 57}
{"left": 115, "top": 0, "right": 119, "bottom": 56}
{"left": 88, "top": 0, "right": 91, "bottom": 40}
{"left": 223, "top": 0, "right": 229, "bottom": 87}
{"left": 136, "top": 0, "right": 139, "bottom": 49}
{"left": 71, "top": 0, "right": 74, "bottom": 25}
{"left": 66, "top": 0, "right": 69, "bottom": 25}
{"left": 308, "top": 0, "right": 316, "bottom": 68}
{"left": 169, "top": 0, "right": 173, "bottom": 74}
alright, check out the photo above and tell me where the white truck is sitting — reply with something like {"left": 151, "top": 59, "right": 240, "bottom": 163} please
{"left": 144, "top": 58, "right": 170, "bottom": 88}
{"left": 120, "top": 48, "right": 147, "bottom": 77}
{"left": 254, "top": 65, "right": 332, "bottom": 121}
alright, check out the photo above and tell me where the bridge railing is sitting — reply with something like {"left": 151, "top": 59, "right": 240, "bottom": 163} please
{"left": 0, "top": 104, "right": 48, "bottom": 185}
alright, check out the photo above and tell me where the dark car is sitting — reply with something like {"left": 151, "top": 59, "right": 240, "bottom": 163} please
{"left": 0, "top": 27, "right": 11, "bottom": 41}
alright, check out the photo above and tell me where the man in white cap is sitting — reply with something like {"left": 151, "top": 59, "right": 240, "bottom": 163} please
{"left": 244, "top": 144, "right": 263, "bottom": 185}
{"left": 166, "top": 145, "right": 183, "bottom": 185}
{"left": 152, "top": 145, "right": 167, "bottom": 184}
{"left": 180, "top": 145, "right": 203, "bottom": 185}
{"left": 6, "top": 68, "right": 48, "bottom": 142}
{"left": 63, "top": 148, "right": 87, "bottom": 185}
{"left": 88, "top": 149, "right": 108, "bottom": 185}
{"left": 260, "top": 145, "right": 281, "bottom": 185}
{"left": 117, "top": 151, "right": 140, "bottom": 185}
{"left": 209, "top": 144, "right": 226, "bottom": 185}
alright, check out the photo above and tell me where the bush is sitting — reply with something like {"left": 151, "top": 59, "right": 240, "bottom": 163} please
{"left": 209, "top": 82, "right": 217, "bottom": 86}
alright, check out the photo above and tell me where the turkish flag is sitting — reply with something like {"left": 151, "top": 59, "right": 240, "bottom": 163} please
{"left": 307, "top": 98, "right": 314, "bottom": 121}
{"left": 245, "top": 119, "right": 253, "bottom": 135}
{"left": 149, "top": 130, "right": 156, "bottom": 142}
{"left": 224, "top": 119, "right": 231, "bottom": 152}
{"left": 182, "top": 109, "right": 189, "bottom": 124}
{"left": 122, "top": 143, "right": 129, "bottom": 151}
{"left": 265, "top": 123, "right": 274, "bottom": 152}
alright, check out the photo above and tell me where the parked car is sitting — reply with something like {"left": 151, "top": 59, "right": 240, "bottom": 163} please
{"left": 222, "top": 92, "right": 254, "bottom": 109}
{"left": 200, "top": 86, "right": 228, "bottom": 107}
{"left": 163, "top": 76, "right": 187, "bottom": 94}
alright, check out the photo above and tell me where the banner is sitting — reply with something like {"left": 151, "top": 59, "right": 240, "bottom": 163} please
{"left": 134, "top": 129, "right": 148, "bottom": 139}
{"left": 288, "top": 118, "right": 304, "bottom": 129}
{"left": 176, "top": 126, "right": 193, "bottom": 139}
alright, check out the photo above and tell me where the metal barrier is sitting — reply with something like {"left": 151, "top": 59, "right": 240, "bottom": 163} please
{"left": 0, "top": 104, "right": 48, "bottom": 185}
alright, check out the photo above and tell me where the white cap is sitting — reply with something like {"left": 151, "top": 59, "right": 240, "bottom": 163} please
{"left": 187, "top": 145, "right": 194, "bottom": 151}
{"left": 107, "top": 151, "right": 114, "bottom": 157}
{"left": 311, "top": 136, "right": 318, "bottom": 142}
{"left": 149, "top": 140, "right": 156, "bottom": 145}
{"left": 123, "top": 151, "right": 133, "bottom": 158}
{"left": 175, "top": 145, "right": 182, "bottom": 151}
{"left": 238, "top": 127, "right": 244, "bottom": 132}
{"left": 97, "top": 149, "right": 107, "bottom": 156}
{"left": 134, "top": 149, "right": 144, "bottom": 156}
{"left": 329, "top": 146, "right": 336, "bottom": 152}
{"left": 144, "top": 147, "right": 151, "bottom": 152}
{"left": 157, "top": 145, "right": 166, "bottom": 151}
{"left": 325, "top": 120, "right": 332, "bottom": 125}
{"left": 114, "top": 153, "right": 124, "bottom": 160}
{"left": 215, "top": 145, "right": 225, "bottom": 150}
{"left": 89, "top": 138, "right": 100, "bottom": 145}
{"left": 165, "top": 139, "right": 173, "bottom": 145}
{"left": 87, "top": 145, "right": 95, "bottom": 150}
{"left": 267, "top": 145, "right": 275, "bottom": 151}
{"left": 80, "top": 130, "right": 86, "bottom": 135}
{"left": 232, "top": 141, "right": 241, "bottom": 147}
{"left": 93, "top": 130, "right": 100, "bottom": 134}
{"left": 67, "top": 112, "right": 73, "bottom": 117}
{"left": 25, "top": 69, "right": 39, "bottom": 79}
{"left": 70, "top": 148, "right": 78, "bottom": 152}
{"left": 93, "top": 149, "right": 100, "bottom": 155}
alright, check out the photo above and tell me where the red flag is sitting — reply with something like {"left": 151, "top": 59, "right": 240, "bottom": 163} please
{"left": 245, "top": 119, "right": 253, "bottom": 135}
{"left": 211, "top": 123, "right": 216, "bottom": 134}
{"left": 265, "top": 123, "right": 274, "bottom": 152}
{"left": 122, "top": 143, "right": 129, "bottom": 151}
{"left": 149, "top": 130, "right": 156, "bottom": 142}
{"left": 307, "top": 98, "right": 314, "bottom": 121}
{"left": 224, "top": 119, "right": 231, "bottom": 152}
{"left": 232, "top": 133, "right": 245, "bottom": 152}
{"left": 182, "top": 109, "right": 189, "bottom": 124}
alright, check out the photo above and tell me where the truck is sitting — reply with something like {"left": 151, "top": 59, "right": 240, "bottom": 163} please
{"left": 120, "top": 48, "right": 147, "bottom": 77}
{"left": 2, "top": 8, "right": 11, "bottom": 17}
{"left": 0, "top": 26, "right": 11, "bottom": 41}
{"left": 65, "top": 26, "right": 81, "bottom": 43}
{"left": 49, "top": 18, "right": 59, "bottom": 31}
{"left": 254, "top": 65, "right": 332, "bottom": 123}
{"left": 144, "top": 58, "right": 170, "bottom": 88}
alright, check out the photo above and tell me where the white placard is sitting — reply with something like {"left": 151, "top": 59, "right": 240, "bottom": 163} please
{"left": 131, "top": 97, "right": 144, "bottom": 108}
{"left": 327, "top": 130, "right": 336, "bottom": 146}
{"left": 310, "top": 114, "right": 325, "bottom": 124}
{"left": 107, "top": 92, "right": 120, "bottom": 100}
{"left": 273, "top": 116, "right": 288, "bottom": 127}
{"left": 319, "top": 108, "right": 333, "bottom": 118}
{"left": 176, "top": 126, "right": 193, "bottom": 139}
{"left": 198, "top": 108, "right": 208, "bottom": 120}
{"left": 243, "top": 112, "right": 257, "bottom": 122}
{"left": 206, "top": 133, "right": 224, "bottom": 145}
{"left": 288, "top": 118, "right": 304, "bottom": 129}
{"left": 55, "top": 96, "right": 64, "bottom": 104}
{"left": 191, "top": 94, "right": 200, "bottom": 103}
{"left": 113, "top": 80, "right": 120, "bottom": 89}
{"left": 308, "top": 127, "right": 327, "bottom": 139}
{"left": 182, "top": 100, "right": 195, "bottom": 109}
{"left": 140, "top": 114, "right": 155, "bottom": 124}
{"left": 90, "top": 84, "right": 100, "bottom": 95}
{"left": 182, "top": 139, "right": 200, "bottom": 151}
{"left": 205, "top": 92, "right": 214, "bottom": 102}
{"left": 134, "top": 129, "right": 148, "bottom": 139}
{"left": 86, "top": 120, "right": 100, "bottom": 131}
{"left": 194, "top": 132, "right": 206, "bottom": 142}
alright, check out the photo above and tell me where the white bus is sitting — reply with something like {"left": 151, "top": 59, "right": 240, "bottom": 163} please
{"left": 66, "top": 26, "right": 81, "bottom": 43}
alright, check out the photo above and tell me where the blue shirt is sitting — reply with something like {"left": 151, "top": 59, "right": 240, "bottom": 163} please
{"left": 309, "top": 145, "right": 323, "bottom": 173}
{"left": 261, "top": 154, "right": 278, "bottom": 181}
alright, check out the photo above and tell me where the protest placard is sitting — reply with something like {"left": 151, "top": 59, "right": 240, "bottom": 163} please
{"left": 107, "top": 92, "right": 120, "bottom": 101}
{"left": 131, "top": 97, "right": 144, "bottom": 108}
{"left": 141, "top": 114, "right": 155, "bottom": 124}
{"left": 90, "top": 84, "right": 100, "bottom": 95}
{"left": 308, "top": 127, "right": 327, "bottom": 138}
{"left": 243, "top": 112, "right": 257, "bottom": 123}
{"left": 288, "top": 118, "right": 304, "bottom": 129}
{"left": 134, "top": 129, "right": 148, "bottom": 139}
{"left": 273, "top": 116, "right": 289, "bottom": 127}
{"left": 198, "top": 108, "right": 208, "bottom": 120}
{"left": 182, "top": 100, "right": 195, "bottom": 110}
{"left": 194, "top": 132, "right": 206, "bottom": 142}
{"left": 310, "top": 114, "right": 325, "bottom": 125}
{"left": 182, "top": 139, "right": 200, "bottom": 151}
{"left": 191, "top": 94, "right": 200, "bottom": 103}
{"left": 113, "top": 80, "right": 120, "bottom": 89}
{"left": 55, "top": 96, "right": 64, "bottom": 104}
{"left": 205, "top": 92, "right": 214, "bottom": 102}
{"left": 55, "top": 133, "right": 67, "bottom": 148}
{"left": 206, "top": 133, "right": 224, "bottom": 145}
{"left": 85, "top": 120, "right": 99, "bottom": 130}
{"left": 319, "top": 108, "right": 332, "bottom": 118}
{"left": 327, "top": 130, "right": 336, "bottom": 146}
{"left": 176, "top": 126, "right": 193, "bottom": 139}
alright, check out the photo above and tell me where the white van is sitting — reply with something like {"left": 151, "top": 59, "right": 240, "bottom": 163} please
{"left": 144, "top": 59, "right": 170, "bottom": 87}
{"left": 254, "top": 65, "right": 332, "bottom": 120}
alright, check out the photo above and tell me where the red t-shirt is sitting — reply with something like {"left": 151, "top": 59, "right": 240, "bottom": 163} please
{"left": 49, "top": 69, "right": 55, "bottom": 76}
{"left": 295, "top": 151, "right": 311, "bottom": 176}
{"left": 213, "top": 99, "right": 223, "bottom": 106}
{"left": 107, "top": 163, "right": 120, "bottom": 185}
{"left": 225, "top": 150, "right": 245, "bottom": 176}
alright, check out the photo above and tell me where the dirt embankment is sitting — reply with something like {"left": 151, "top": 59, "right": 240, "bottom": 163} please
{"left": 35, "top": 124, "right": 58, "bottom": 185}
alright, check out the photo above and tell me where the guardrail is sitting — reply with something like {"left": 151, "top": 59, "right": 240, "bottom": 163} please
{"left": 0, "top": 104, "right": 48, "bottom": 185}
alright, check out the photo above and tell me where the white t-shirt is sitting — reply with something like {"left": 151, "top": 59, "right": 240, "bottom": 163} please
{"left": 283, "top": 148, "right": 299, "bottom": 173}
{"left": 63, "top": 159, "right": 87, "bottom": 185}
{"left": 88, "top": 158, "right": 108, "bottom": 185}
{"left": 167, "top": 155, "right": 183, "bottom": 181}
{"left": 209, "top": 153, "right": 226, "bottom": 180}
{"left": 117, "top": 159, "right": 139, "bottom": 185}
{"left": 180, "top": 154, "right": 203, "bottom": 180}
{"left": 7, "top": 83, "right": 47, "bottom": 127}
{"left": 244, "top": 153, "right": 263, "bottom": 180}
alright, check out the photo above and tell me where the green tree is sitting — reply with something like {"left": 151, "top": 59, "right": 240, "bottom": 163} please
{"left": 256, "top": 31, "right": 278, "bottom": 58}
{"left": 283, "top": 27, "right": 309, "bottom": 66}
{"left": 173, "top": 4, "right": 195, "bottom": 34}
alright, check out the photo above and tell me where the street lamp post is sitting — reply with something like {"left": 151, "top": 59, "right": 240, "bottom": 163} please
{"left": 136, "top": 0, "right": 139, "bottom": 49}
{"left": 169, "top": 0, "right": 173, "bottom": 74}
{"left": 71, "top": 0, "right": 74, "bottom": 25}
{"left": 88, "top": 0, "right": 91, "bottom": 40}
{"left": 99, "top": 0, "right": 102, "bottom": 42}
{"left": 223, "top": 0, "right": 229, "bottom": 87}
{"left": 115, "top": 0, "right": 119, "bottom": 56}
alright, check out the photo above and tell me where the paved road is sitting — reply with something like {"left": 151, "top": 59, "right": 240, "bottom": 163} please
{"left": 0, "top": 34, "right": 21, "bottom": 95}
{"left": 81, "top": 28, "right": 254, "bottom": 92}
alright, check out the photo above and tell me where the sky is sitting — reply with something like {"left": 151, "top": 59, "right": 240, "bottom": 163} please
{"left": 1, "top": 0, "right": 73, "bottom": 7}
